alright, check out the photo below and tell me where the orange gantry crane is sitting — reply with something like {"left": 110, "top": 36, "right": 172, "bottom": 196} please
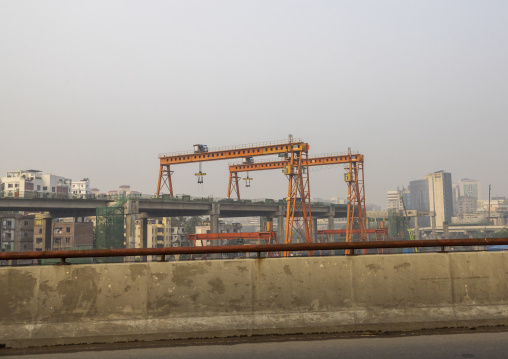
{"left": 157, "top": 138, "right": 313, "bottom": 245}
{"left": 227, "top": 150, "right": 367, "bottom": 243}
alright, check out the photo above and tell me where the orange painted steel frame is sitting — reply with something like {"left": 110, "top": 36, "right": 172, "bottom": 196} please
{"left": 344, "top": 155, "right": 367, "bottom": 251}
{"left": 157, "top": 139, "right": 313, "bottom": 248}
{"left": 227, "top": 153, "right": 364, "bottom": 200}
{"left": 157, "top": 140, "right": 308, "bottom": 196}
{"left": 227, "top": 152, "right": 366, "bottom": 245}
{"left": 283, "top": 148, "right": 313, "bottom": 256}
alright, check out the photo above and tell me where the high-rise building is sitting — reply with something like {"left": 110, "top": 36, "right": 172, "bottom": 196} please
{"left": 387, "top": 188, "right": 409, "bottom": 210}
{"left": 425, "top": 171, "right": 453, "bottom": 227}
{"left": 458, "top": 178, "right": 481, "bottom": 200}
{"left": 409, "top": 179, "right": 430, "bottom": 227}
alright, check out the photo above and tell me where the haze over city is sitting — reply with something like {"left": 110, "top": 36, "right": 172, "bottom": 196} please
{"left": 1, "top": 1, "right": 507, "bottom": 206}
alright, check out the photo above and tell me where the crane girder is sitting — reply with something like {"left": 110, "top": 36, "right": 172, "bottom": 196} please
{"left": 156, "top": 138, "right": 314, "bottom": 249}
{"left": 157, "top": 139, "right": 309, "bottom": 197}
{"left": 228, "top": 153, "right": 363, "bottom": 173}
{"left": 159, "top": 140, "right": 309, "bottom": 165}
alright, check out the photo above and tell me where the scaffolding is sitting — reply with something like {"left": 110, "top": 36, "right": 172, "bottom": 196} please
{"left": 95, "top": 197, "right": 127, "bottom": 263}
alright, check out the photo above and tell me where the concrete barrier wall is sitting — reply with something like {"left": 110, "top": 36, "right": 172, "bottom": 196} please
{"left": 2, "top": 251, "right": 508, "bottom": 347}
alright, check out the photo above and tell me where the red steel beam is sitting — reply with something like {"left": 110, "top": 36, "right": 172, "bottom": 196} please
{"left": 1, "top": 238, "right": 508, "bottom": 261}
{"left": 188, "top": 232, "right": 276, "bottom": 241}
{"left": 318, "top": 229, "right": 388, "bottom": 235}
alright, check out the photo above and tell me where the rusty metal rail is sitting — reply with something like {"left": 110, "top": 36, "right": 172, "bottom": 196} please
{"left": 1, "top": 238, "right": 508, "bottom": 262}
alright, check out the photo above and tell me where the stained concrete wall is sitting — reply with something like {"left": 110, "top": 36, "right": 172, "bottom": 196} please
{"left": 1, "top": 251, "right": 508, "bottom": 347}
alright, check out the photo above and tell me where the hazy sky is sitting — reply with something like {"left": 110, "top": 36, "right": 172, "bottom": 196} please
{"left": 1, "top": 1, "right": 507, "bottom": 206}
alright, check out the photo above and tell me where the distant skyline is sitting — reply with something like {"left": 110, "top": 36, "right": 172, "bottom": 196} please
{"left": 1, "top": 1, "right": 507, "bottom": 207}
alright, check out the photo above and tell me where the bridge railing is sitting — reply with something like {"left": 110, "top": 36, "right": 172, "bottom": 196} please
{"left": 1, "top": 238, "right": 507, "bottom": 264}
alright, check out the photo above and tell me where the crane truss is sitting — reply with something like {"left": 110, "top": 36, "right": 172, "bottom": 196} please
{"left": 157, "top": 139, "right": 313, "bottom": 246}
{"left": 283, "top": 149, "right": 313, "bottom": 255}
{"left": 227, "top": 152, "right": 366, "bottom": 244}
{"left": 157, "top": 139, "right": 308, "bottom": 196}
{"left": 344, "top": 156, "right": 367, "bottom": 249}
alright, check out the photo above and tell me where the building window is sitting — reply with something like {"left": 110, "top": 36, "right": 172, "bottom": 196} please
{"left": 23, "top": 244, "right": 27, "bottom": 250}
{"left": 36, "top": 248, "right": 42, "bottom": 252}
{"left": 24, "top": 232, "right": 28, "bottom": 238}
{"left": 37, "top": 185, "right": 41, "bottom": 191}
{"left": 66, "top": 227, "right": 70, "bottom": 233}
{"left": 36, "top": 238, "right": 43, "bottom": 244}
{"left": 24, "top": 221, "right": 29, "bottom": 226}
{"left": 8, "top": 184, "right": 13, "bottom": 188}
{"left": 54, "top": 238, "right": 61, "bottom": 244}
{"left": 52, "top": 187, "right": 55, "bottom": 192}
{"left": 66, "top": 237, "right": 71, "bottom": 243}
{"left": 43, "top": 186, "right": 47, "bottom": 191}
{"left": 39, "top": 228, "right": 42, "bottom": 234}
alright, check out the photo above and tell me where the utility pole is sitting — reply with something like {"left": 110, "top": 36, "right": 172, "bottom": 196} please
{"left": 488, "top": 184, "right": 491, "bottom": 224}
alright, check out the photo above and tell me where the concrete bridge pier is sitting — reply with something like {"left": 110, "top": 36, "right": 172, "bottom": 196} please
{"left": 209, "top": 204, "right": 221, "bottom": 259}
{"left": 431, "top": 215, "right": 437, "bottom": 239}
{"left": 414, "top": 217, "right": 420, "bottom": 240}
{"left": 327, "top": 207, "right": 335, "bottom": 231}
{"left": 210, "top": 203, "right": 220, "bottom": 234}
{"left": 443, "top": 222, "right": 450, "bottom": 239}
{"left": 124, "top": 200, "right": 140, "bottom": 262}
{"left": 40, "top": 213, "right": 53, "bottom": 252}
{"left": 312, "top": 218, "right": 318, "bottom": 243}
{"left": 277, "top": 206, "right": 284, "bottom": 244}
{"left": 139, "top": 213, "right": 148, "bottom": 262}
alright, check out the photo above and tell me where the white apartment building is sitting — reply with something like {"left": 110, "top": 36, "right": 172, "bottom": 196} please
{"left": 0, "top": 170, "right": 92, "bottom": 198}
{"left": 0, "top": 170, "right": 71, "bottom": 197}
{"left": 387, "top": 188, "right": 410, "bottom": 210}
{"left": 71, "top": 178, "right": 91, "bottom": 196}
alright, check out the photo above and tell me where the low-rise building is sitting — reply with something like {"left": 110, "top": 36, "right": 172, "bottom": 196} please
{"left": 0, "top": 214, "right": 35, "bottom": 265}
{"left": 70, "top": 178, "right": 91, "bottom": 197}
{"left": 33, "top": 220, "right": 94, "bottom": 251}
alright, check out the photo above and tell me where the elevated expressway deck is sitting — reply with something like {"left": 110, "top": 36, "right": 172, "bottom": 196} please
{"left": 0, "top": 197, "right": 347, "bottom": 220}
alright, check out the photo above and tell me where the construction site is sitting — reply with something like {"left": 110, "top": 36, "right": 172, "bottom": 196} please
{"left": 128, "top": 136, "right": 431, "bottom": 258}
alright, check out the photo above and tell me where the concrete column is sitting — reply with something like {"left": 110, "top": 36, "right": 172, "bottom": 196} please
{"left": 124, "top": 200, "right": 139, "bottom": 259}
{"left": 443, "top": 221, "right": 450, "bottom": 240}
{"left": 277, "top": 206, "right": 284, "bottom": 244}
{"left": 312, "top": 218, "right": 318, "bottom": 243}
{"left": 125, "top": 214, "right": 137, "bottom": 249}
{"left": 210, "top": 203, "right": 220, "bottom": 234}
{"left": 327, "top": 216, "right": 335, "bottom": 231}
{"left": 139, "top": 213, "right": 148, "bottom": 262}
{"left": 414, "top": 214, "right": 420, "bottom": 240}
{"left": 41, "top": 213, "right": 53, "bottom": 251}
{"left": 431, "top": 214, "right": 437, "bottom": 239}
